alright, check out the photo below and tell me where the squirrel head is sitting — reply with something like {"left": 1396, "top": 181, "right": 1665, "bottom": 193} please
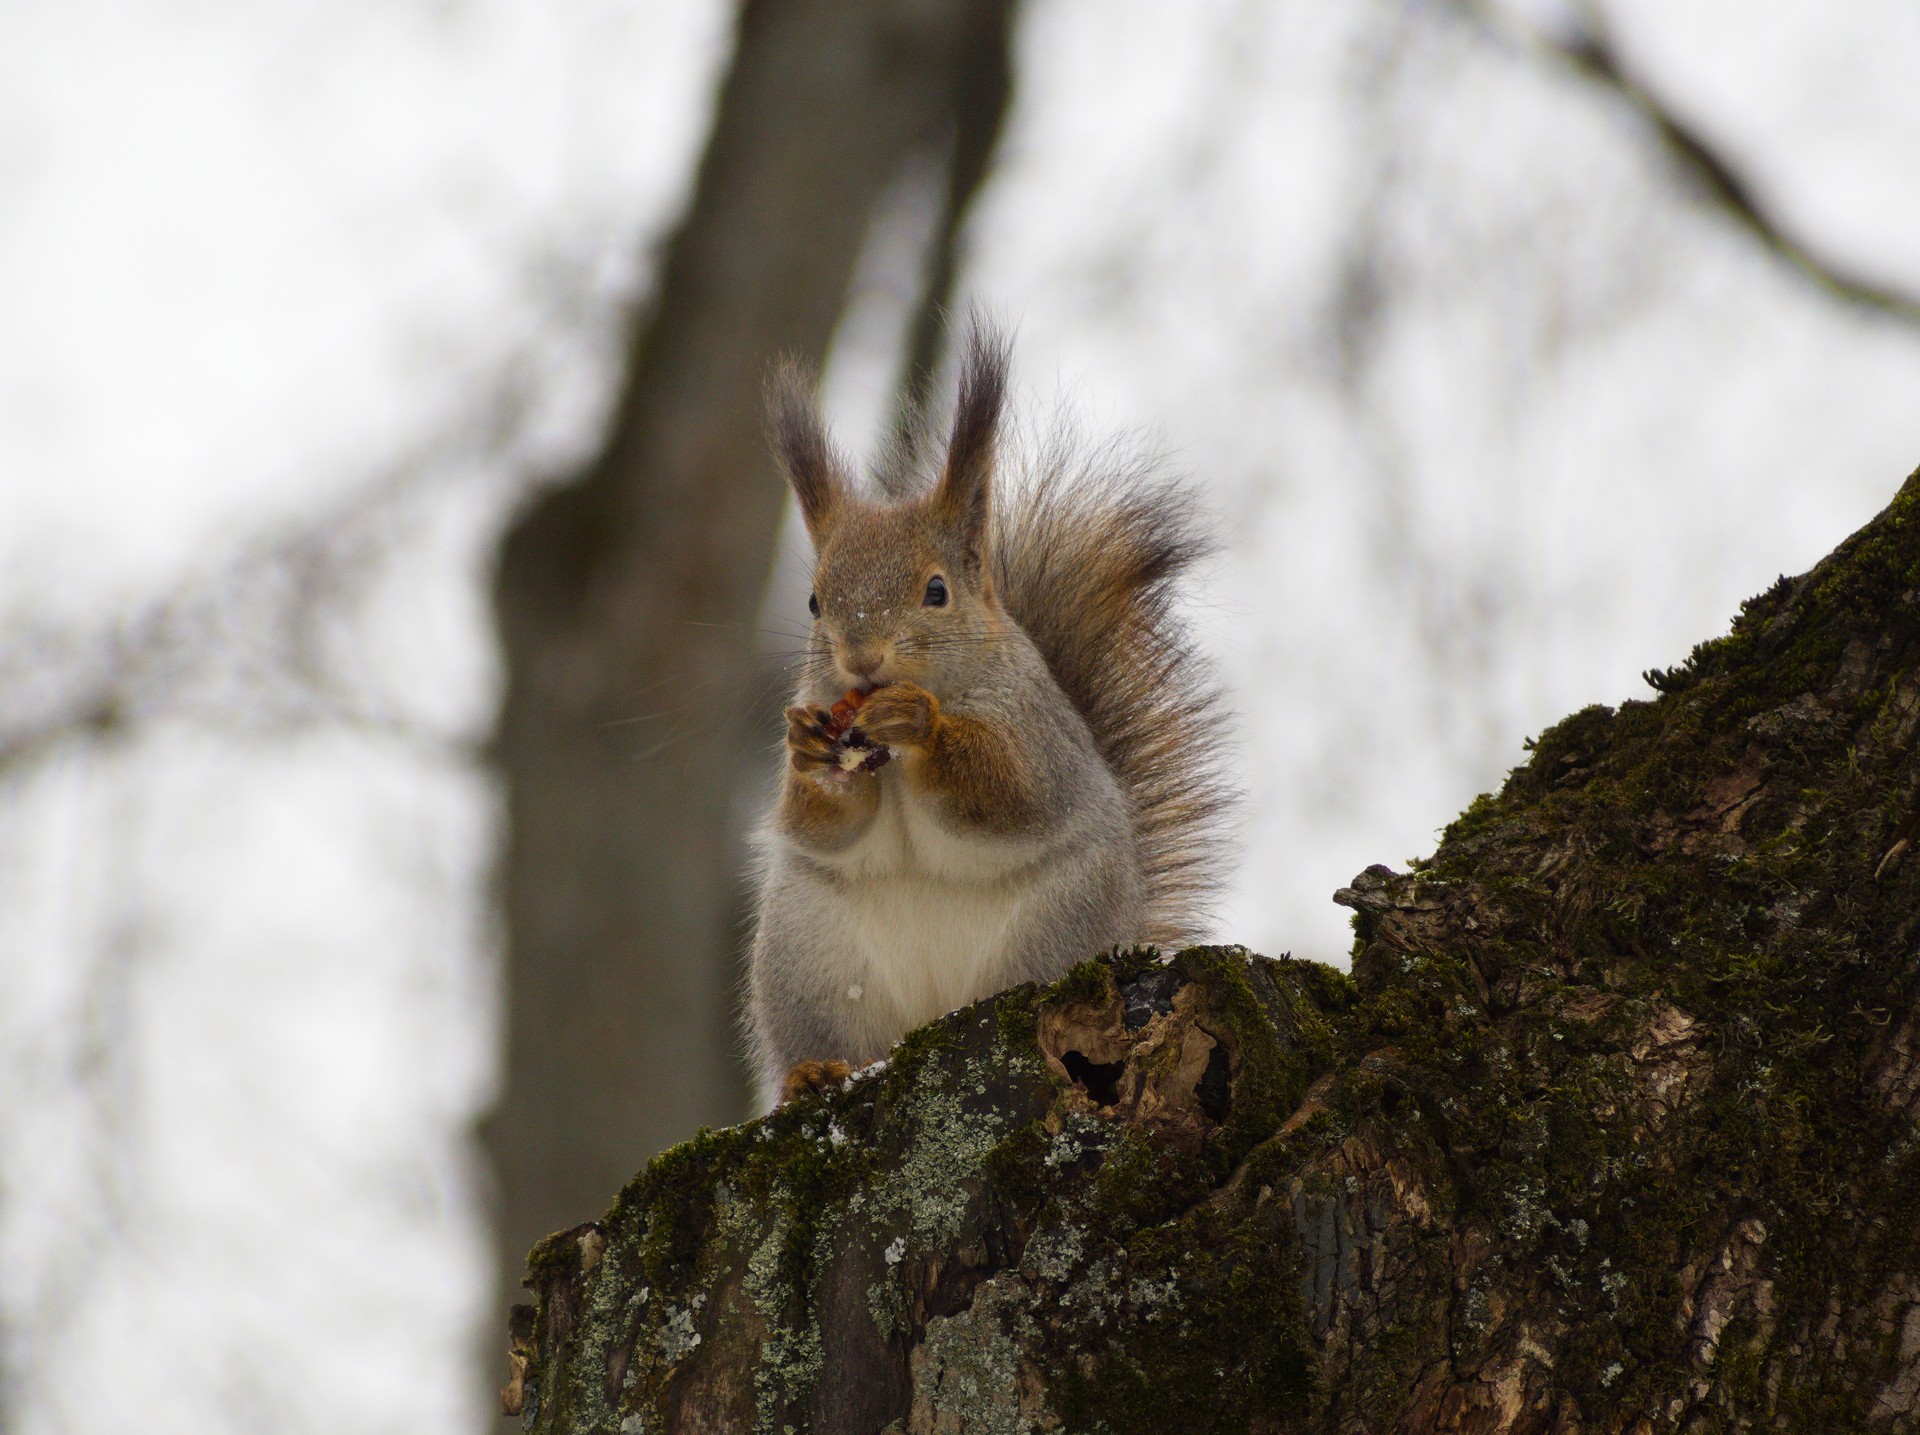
{"left": 769, "top": 328, "right": 1009, "bottom": 698}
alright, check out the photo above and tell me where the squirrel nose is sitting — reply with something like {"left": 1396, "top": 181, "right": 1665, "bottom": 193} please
{"left": 843, "top": 646, "right": 884, "bottom": 681}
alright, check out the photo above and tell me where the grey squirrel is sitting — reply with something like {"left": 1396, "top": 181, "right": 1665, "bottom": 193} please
{"left": 746, "top": 322, "right": 1234, "bottom": 1110}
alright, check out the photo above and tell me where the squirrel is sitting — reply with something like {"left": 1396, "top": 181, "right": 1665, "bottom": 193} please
{"left": 746, "top": 321, "right": 1234, "bottom": 1110}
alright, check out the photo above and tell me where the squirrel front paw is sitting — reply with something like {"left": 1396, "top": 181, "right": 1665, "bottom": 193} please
{"left": 784, "top": 705, "right": 842, "bottom": 774}
{"left": 779, "top": 1058, "right": 854, "bottom": 1104}
{"left": 851, "top": 682, "right": 938, "bottom": 750}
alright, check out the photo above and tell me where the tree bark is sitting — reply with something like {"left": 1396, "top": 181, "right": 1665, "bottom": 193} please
{"left": 503, "top": 471, "right": 1920, "bottom": 1432}
{"left": 484, "top": 0, "right": 1016, "bottom": 1381}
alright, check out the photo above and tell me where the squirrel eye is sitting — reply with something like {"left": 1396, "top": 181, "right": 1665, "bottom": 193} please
{"left": 923, "top": 575, "right": 948, "bottom": 608}
{"left": 808, "top": 592, "right": 820, "bottom": 618}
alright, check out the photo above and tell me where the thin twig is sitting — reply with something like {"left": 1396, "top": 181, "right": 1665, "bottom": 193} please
{"left": 1458, "top": 0, "right": 1920, "bottom": 327}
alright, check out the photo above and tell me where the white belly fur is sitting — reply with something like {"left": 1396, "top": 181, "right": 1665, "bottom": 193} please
{"left": 817, "top": 768, "right": 1052, "bottom": 1044}
{"left": 840, "top": 875, "right": 1028, "bottom": 1038}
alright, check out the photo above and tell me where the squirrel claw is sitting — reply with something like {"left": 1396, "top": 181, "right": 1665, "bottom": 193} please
{"left": 779, "top": 1058, "right": 854, "bottom": 1104}
{"left": 784, "top": 705, "right": 841, "bottom": 773}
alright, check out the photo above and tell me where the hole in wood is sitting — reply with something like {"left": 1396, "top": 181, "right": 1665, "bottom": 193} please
{"left": 1060, "top": 1048, "right": 1126, "bottom": 1105}
{"left": 1196, "top": 1040, "right": 1232, "bottom": 1123}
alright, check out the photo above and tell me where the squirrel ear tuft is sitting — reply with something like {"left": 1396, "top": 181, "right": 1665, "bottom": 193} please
{"left": 932, "top": 318, "right": 1009, "bottom": 571}
{"left": 767, "top": 358, "right": 847, "bottom": 543}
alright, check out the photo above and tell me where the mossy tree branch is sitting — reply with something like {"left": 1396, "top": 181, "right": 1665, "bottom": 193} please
{"left": 507, "top": 470, "right": 1920, "bottom": 1432}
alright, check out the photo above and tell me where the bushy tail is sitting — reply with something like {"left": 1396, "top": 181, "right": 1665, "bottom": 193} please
{"left": 991, "top": 420, "right": 1236, "bottom": 947}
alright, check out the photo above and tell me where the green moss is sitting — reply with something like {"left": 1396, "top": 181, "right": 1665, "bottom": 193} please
{"left": 609, "top": 1123, "right": 758, "bottom": 1291}
{"left": 981, "top": 1118, "right": 1055, "bottom": 1213}
{"left": 1050, "top": 954, "right": 1122, "bottom": 1009}
{"left": 525, "top": 1226, "right": 592, "bottom": 1286}
{"left": 1044, "top": 1198, "right": 1315, "bottom": 1434}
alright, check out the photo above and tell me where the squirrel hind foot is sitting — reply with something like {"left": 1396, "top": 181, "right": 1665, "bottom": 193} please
{"left": 779, "top": 1058, "right": 854, "bottom": 1104}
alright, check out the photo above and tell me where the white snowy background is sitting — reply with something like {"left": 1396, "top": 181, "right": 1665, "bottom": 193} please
{"left": 3, "top": 0, "right": 1918, "bottom": 1430}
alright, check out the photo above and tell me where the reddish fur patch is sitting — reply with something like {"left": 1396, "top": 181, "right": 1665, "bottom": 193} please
{"left": 779, "top": 1058, "right": 853, "bottom": 1103}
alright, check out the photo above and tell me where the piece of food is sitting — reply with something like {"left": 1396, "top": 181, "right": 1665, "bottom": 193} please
{"left": 835, "top": 729, "right": 891, "bottom": 774}
{"left": 820, "top": 686, "right": 891, "bottom": 773}
{"left": 823, "top": 687, "right": 866, "bottom": 740}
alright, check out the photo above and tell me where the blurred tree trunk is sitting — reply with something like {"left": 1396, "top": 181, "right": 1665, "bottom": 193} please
{"left": 506, "top": 477, "right": 1920, "bottom": 1432}
{"left": 483, "top": 0, "right": 1016, "bottom": 1412}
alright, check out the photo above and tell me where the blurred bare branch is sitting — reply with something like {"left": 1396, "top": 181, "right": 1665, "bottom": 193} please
{"left": 1458, "top": 0, "right": 1920, "bottom": 326}
{"left": 891, "top": 11, "right": 1017, "bottom": 442}
{"left": 0, "top": 372, "right": 544, "bottom": 779}
{"left": 0, "top": 353, "right": 554, "bottom": 1430}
